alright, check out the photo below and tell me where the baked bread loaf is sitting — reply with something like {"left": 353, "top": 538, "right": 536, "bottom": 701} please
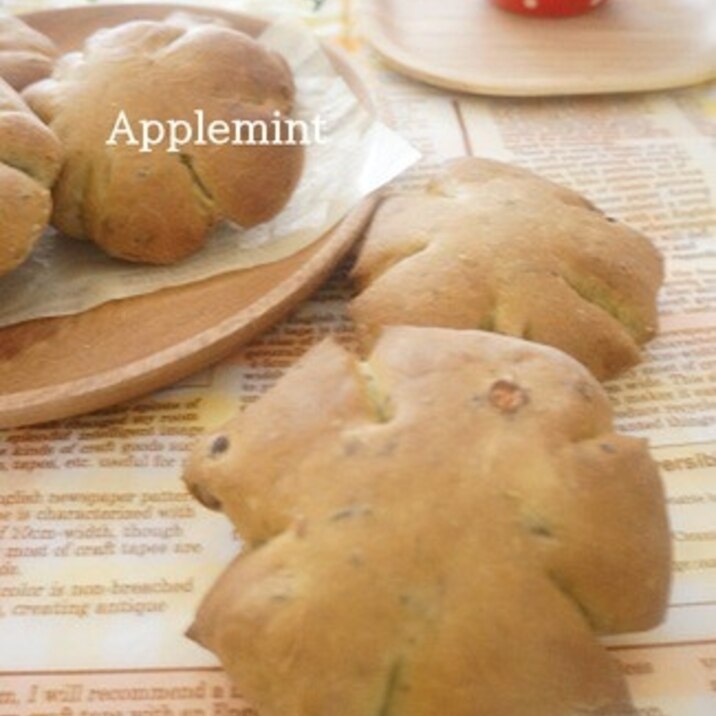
{"left": 0, "top": 76, "right": 62, "bottom": 277}
{"left": 350, "top": 159, "right": 664, "bottom": 380}
{"left": 24, "top": 19, "right": 303, "bottom": 264}
{"left": 184, "top": 326, "right": 671, "bottom": 716}
{"left": 0, "top": 13, "right": 57, "bottom": 90}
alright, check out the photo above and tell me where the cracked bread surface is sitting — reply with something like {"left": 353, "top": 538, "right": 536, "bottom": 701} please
{"left": 350, "top": 159, "right": 664, "bottom": 380}
{"left": 0, "top": 76, "right": 62, "bottom": 277}
{"left": 183, "top": 326, "right": 671, "bottom": 716}
{"left": 23, "top": 19, "right": 303, "bottom": 264}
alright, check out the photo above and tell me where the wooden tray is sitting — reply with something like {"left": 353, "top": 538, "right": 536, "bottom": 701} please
{"left": 0, "top": 3, "right": 378, "bottom": 429}
{"left": 360, "top": 0, "right": 716, "bottom": 96}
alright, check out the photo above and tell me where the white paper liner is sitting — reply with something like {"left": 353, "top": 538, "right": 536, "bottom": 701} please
{"left": 0, "top": 18, "right": 419, "bottom": 328}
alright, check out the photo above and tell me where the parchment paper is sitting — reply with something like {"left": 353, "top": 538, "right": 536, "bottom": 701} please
{"left": 0, "top": 18, "right": 419, "bottom": 328}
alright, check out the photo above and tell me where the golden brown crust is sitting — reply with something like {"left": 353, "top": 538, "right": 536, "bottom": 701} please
{"left": 0, "top": 77, "right": 62, "bottom": 277}
{"left": 350, "top": 158, "right": 664, "bottom": 380}
{"left": 184, "top": 326, "right": 671, "bottom": 716}
{"left": 0, "top": 14, "right": 57, "bottom": 90}
{"left": 0, "top": 163, "right": 51, "bottom": 275}
{"left": 24, "top": 19, "right": 303, "bottom": 264}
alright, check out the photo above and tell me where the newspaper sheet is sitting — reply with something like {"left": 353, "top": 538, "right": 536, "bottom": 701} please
{"left": 0, "top": 1, "right": 714, "bottom": 714}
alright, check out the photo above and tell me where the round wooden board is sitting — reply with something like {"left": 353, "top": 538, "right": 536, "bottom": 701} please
{"left": 360, "top": 0, "right": 716, "bottom": 96}
{"left": 0, "top": 3, "right": 378, "bottom": 429}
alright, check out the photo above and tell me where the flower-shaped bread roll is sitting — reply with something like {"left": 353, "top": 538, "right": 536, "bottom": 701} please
{"left": 0, "top": 13, "right": 57, "bottom": 90}
{"left": 351, "top": 159, "right": 664, "bottom": 380}
{"left": 184, "top": 326, "right": 671, "bottom": 716}
{"left": 24, "top": 19, "right": 303, "bottom": 264}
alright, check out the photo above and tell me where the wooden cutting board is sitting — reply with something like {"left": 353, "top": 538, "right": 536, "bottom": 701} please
{"left": 360, "top": 0, "right": 716, "bottom": 96}
{"left": 0, "top": 3, "right": 378, "bottom": 429}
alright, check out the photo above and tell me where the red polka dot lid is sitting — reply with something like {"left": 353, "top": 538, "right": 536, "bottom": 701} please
{"left": 492, "top": 0, "right": 609, "bottom": 17}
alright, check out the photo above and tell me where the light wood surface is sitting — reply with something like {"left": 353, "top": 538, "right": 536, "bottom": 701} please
{"left": 0, "top": 3, "right": 378, "bottom": 429}
{"left": 360, "top": 0, "right": 716, "bottom": 96}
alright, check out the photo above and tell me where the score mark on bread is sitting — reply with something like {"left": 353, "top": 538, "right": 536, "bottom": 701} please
{"left": 183, "top": 326, "right": 671, "bottom": 716}
{"left": 350, "top": 159, "right": 664, "bottom": 380}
